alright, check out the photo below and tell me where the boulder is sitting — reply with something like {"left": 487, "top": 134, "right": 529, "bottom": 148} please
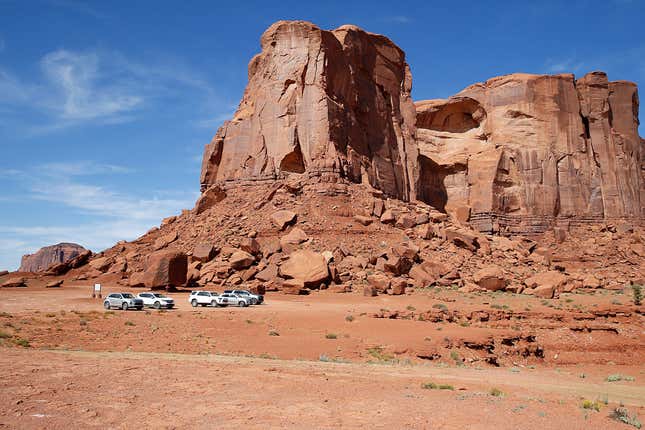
{"left": 372, "top": 200, "right": 384, "bottom": 217}
{"left": 193, "top": 244, "right": 217, "bottom": 262}
{"left": 229, "top": 251, "right": 256, "bottom": 271}
{"left": 367, "top": 273, "right": 390, "bottom": 292}
{"left": 409, "top": 265, "right": 435, "bottom": 287}
{"left": 154, "top": 231, "right": 178, "bottom": 250}
{"left": 89, "top": 256, "right": 113, "bottom": 273}
{"left": 194, "top": 185, "right": 226, "bottom": 214}
{"left": 581, "top": 274, "right": 602, "bottom": 289}
{"left": 240, "top": 238, "right": 262, "bottom": 256}
{"left": 45, "top": 279, "right": 63, "bottom": 288}
{"left": 363, "top": 285, "right": 378, "bottom": 297}
{"left": 256, "top": 264, "right": 278, "bottom": 282}
{"left": 390, "top": 278, "right": 406, "bottom": 295}
{"left": 445, "top": 227, "right": 479, "bottom": 252}
{"left": 279, "top": 250, "right": 329, "bottom": 288}
{"left": 380, "top": 210, "right": 396, "bottom": 224}
{"left": 395, "top": 214, "right": 417, "bottom": 229}
{"left": 354, "top": 215, "right": 373, "bottom": 226}
{"left": 524, "top": 271, "right": 568, "bottom": 299}
{"left": 271, "top": 210, "right": 297, "bottom": 230}
{"left": 473, "top": 266, "right": 506, "bottom": 291}
{"left": 279, "top": 227, "right": 308, "bottom": 250}
{"left": 1, "top": 277, "right": 27, "bottom": 288}
{"left": 141, "top": 250, "right": 188, "bottom": 289}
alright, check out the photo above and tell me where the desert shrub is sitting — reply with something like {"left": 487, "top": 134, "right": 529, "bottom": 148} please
{"left": 325, "top": 333, "right": 337, "bottom": 339}
{"left": 581, "top": 399, "right": 601, "bottom": 411}
{"left": 606, "top": 374, "right": 635, "bottom": 382}
{"left": 0, "top": 330, "right": 11, "bottom": 339}
{"left": 366, "top": 346, "right": 395, "bottom": 362}
{"left": 632, "top": 284, "right": 643, "bottom": 306}
{"left": 610, "top": 407, "right": 642, "bottom": 428}
{"left": 490, "top": 387, "right": 504, "bottom": 397}
{"left": 124, "top": 321, "right": 135, "bottom": 327}
{"left": 345, "top": 314, "right": 354, "bottom": 322}
{"left": 13, "top": 338, "right": 30, "bottom": 348}
{"left": 268, "top": 330, "right": 280, "bottom": 336}
{"left": 79, "top": 319, "right": 87, "bottom": 326}
{"left": 421, "top": 382, "right": 454, "bottom": 390}
{"left": 432, "top": 303, "right": 448, "bottom": 310}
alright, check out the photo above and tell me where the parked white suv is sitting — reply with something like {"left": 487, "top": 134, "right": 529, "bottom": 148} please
{"left": 189, "top": 291, "right": 222, "bottom": 307}
{"left": 224, "top": 289, "right": 263, "bottom": 305}
{"left": 103, "top": 293, "right": 144, "bottom": 310}
{"left": 137, "top": 292, "right": 175, "bottom": 309}
{"left": 218, "top": 293, "right": 250, "bottom": 307}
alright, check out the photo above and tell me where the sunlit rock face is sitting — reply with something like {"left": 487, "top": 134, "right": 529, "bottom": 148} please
{"left": 415, "top": 72, "right": 643, "bottom": 233}
{"left": 200, "top": 20, "right": 417, "bottom": 201}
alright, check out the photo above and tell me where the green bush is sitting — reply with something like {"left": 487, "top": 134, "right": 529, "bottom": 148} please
{"left": 606, "top": 374, "right": 635, "bottom": 382}
{"left": 325, "top": 333, "right": 337, "bottom": 339}
{"left": 421, "top": 382, "right": 454, "bottom": 390}
{"left": 581, "top": 399, "right": 601, "bottom": 411}
{"left": 490, "top": 387, "right": 504, "bottom": 397}
{"left": 632, "top": 284, "right": 643, "bottom": 306}
{"left": 610, "top": 407, "right": 642, "bottom": 428}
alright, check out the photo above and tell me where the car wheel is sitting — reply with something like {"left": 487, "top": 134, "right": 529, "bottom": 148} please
{"left": 103, "top": 301, "right": 110, "bottom": 310}
{"left": 154, "top": 301, "right": 161, "bottom": 309}
{"left": 238, "top": 301, "right": 246, "bottom": 307}
{"left": 211, "top": 300, "right": 217, "bottom": 307}
{"left": 191, "top": 299, "right": 198, "bottom": 307}
{"left": 121, "top": 302, "right": 128, "bottom": 311}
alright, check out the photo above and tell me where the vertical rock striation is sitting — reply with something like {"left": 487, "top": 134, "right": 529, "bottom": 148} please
{"left": 415, "top": 72, "right": 643, "bottom": 233}
{"left": 200, "top": 21, "right": 417, "bottom": 201}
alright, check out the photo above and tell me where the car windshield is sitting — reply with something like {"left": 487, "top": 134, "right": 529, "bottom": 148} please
{"left": 122, "top": 293, "right": 134, "bottom": 298}
{"left": 153, "top": 294, "right": 166, "bottom": 298}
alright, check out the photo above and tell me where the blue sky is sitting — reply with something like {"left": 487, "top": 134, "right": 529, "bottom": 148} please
{"left": 0, "top": 0, "right": 643, "bottom": 270}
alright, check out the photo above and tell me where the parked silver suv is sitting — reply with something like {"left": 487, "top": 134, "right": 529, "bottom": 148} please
{"left": 103, "top": 293, "right": 144, "bottom": 310}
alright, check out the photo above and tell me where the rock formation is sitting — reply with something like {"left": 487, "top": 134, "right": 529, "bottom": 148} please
{"left": 416, "top": 72, "right": 644, "bottom": 233}
{"left": 200, "top": 20, "right": 417, "bottom": 201}
{"left": 19, "top": 243, "right": 88, "bottom": 272}
{"left": 200, "top": 21, "right": 643, "bottom": 235}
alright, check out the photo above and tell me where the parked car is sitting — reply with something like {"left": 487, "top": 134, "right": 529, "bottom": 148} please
{"left": 218, "top": 293, "right": 250, "bottom": 307}
{"left": 103, "top": 293, "right": 144, "bottom": 310}
{"left": 224, "top": 289, "right": 263, "bottom": 305}
{"left": 189, "top": 291, "right": 222, "bottom": 307}
{"left": 137, "top": 292, "right": 175, "bottom": 309}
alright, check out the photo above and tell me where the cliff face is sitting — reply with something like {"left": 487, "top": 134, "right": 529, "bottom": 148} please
{"left": 200, "top": 21, "right": 417, "bottom": 201}
{"left": 19, "top": 243, "right": 87, "bottom": 272}
{"left": 416, "top": 72, "right": 643, "bottom": 233}
{"left": 200, "top": 20, "right": 643, "bottom": 234}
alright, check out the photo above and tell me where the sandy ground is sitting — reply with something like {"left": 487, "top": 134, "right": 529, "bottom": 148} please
{"left": 0, "top": 282, "right": 643, "bottom": 428}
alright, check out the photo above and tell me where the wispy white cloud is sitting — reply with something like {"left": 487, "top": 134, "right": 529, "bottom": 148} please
{"left": 39, "top": 161, "right": 133, "bottom": 176}
{"left": 0, "top": 160, "right": 197, "bottom": 269}
{"left": 40, "top": 50, "right": 142, "bottom": 121}
{"left": 544, "top": 57, "right": 585, "bottom": 73}
{"left": 0, "top": 48, "right": 227, "bottom": 134}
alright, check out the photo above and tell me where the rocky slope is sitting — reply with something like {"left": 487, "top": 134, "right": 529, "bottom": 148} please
{"left": 19, "top": 243, "right": 88, "bottom": 273}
